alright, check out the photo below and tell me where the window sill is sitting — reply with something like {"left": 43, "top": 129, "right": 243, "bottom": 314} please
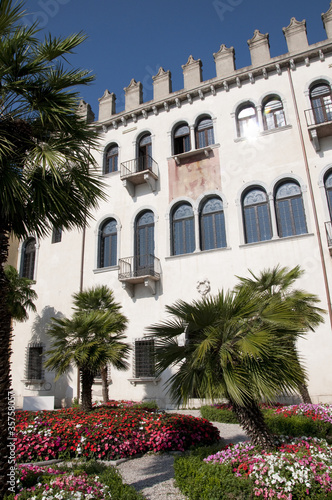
{"left": 166, "top": 246, "right": 231, "bottom": 260}
{"left": 93, "top": 379, "right": 112, "bottom": 385}
{"left": 102, "top": 170, "right": 119, "bottom": 177}
{"left": 234, "top": 125, "right": 292, "bottom": 142}
{"left": 239, "top": 232, "right": 314, "bottom": 248}
{"left": 169, "top": 144, "right": 220, "bottom": 165}
{"left": 21, "top": 379, "right": 45, "bottom": 387}
{"left": 129, "top": 377, "right": 160, "bottom": 386}
{"left": 93, "top": 265, "right": 119, "bottom": 274}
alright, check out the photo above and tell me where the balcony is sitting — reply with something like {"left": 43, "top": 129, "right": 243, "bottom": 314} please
{"left": 305, "top": 104, "right": 332, "bottom": 151}
{"left": 118, "top": 255, "right": 161, "bottom": 296}
{"left": 325, "top": 221, "right": 332, "bottom": 256}
{"left": 120, "top": 155, "right": 158, "bottom": 195}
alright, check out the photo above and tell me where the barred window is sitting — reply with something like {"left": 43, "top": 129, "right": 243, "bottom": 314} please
{"left": 26, "top": 345, "right": 43, "bottom": 380}
{"left": 134, "top": 339, "right": 155, "bottom": 378}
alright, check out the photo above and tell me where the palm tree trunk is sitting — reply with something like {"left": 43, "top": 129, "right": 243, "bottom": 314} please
{"left": 0, "top": 224, "right": 12, "bottom": 497}
{"left": 232, "top": 400, "right": 275, "bottom": 450}
{"left": 298, "top": 383, "right": 312, "bottom": 404}
{"left": 101, "top": 365, "right": 109, "bottom": 403}
{"left": 81, "top": 368, "right": 94, "bottom": 412}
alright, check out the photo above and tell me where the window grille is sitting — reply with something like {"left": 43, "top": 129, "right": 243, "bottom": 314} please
{"left": 26, "top": 344, "right": 44, "bottom": 380}
{"left": 134, "top": 339, "right": 155, "bottom": 378}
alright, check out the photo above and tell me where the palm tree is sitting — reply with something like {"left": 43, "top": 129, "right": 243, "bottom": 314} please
{"left": 0, "top": 1, "right": 105, "bottom": 493}
{"left": 4, "top": 265, "right": 37, "bottom": 321}
{"left": 72, "top": 285, "right": 123, "bottom": 402}
{"left": 235, "top": 265, "right": 324, "bottom": 403}
{"left": 148, "top": 268, "right": 325, "bottom": 449}
{"left": 45, "top": 287, "right": 130, "bottom": 412}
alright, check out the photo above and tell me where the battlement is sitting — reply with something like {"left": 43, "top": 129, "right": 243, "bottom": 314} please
{"left": 85, "top": 2, "right": 332, "bottom": 129}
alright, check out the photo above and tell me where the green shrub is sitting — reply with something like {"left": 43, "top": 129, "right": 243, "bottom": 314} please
{"left": 265, "top": 414, "right": 332, "bottom": 442}
{"left": 200, "top": 405, "right": 239, "bottom": 423}
{"left": 174, "top": 451, "right": 254, "bottom": 500}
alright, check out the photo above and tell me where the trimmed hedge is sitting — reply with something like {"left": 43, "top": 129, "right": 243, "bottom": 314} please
{"left": 174, "top": 445, "right": 254, "bottom": 500}
{"left": 200, "top": 405, "right": 239, "bottom": 423}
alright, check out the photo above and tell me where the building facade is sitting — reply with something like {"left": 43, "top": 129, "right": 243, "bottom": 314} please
{"left": 11, "top": 3, "right": 332, "bottom": 408}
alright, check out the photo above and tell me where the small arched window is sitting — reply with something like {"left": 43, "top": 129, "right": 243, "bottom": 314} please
{"left": 105, "top": 144, "right": 118, "bottom": 174}
{"left": 310, "top": 83, "right": 332, "bottom": 124}
{"left": 275, "top": 181, "right": 307, "bottom": 237}
{"left": 237, "top": 105, "right": 258, "bottom": 138}
{"left": 324, "top": 171, "right": 332, "bottom": 220}
{"left": 263, "top": 98, "right": 286, "bottom": 130}
{"left": 138, "top": 133, "right": 152, "bottom": 171}
{"left": 196, "top": 117, "right": 215, "bottom": 148}
{"left": 243, "top": 189, "right": 272, "bottom": 244}
{"left": 174, "top": 123, "right": 191, "bottom": 155}
{"left": 99, "top": 219, "right": 117, "bottom": 268}
{"left": 200, "top": 197, "right": 226, "bottom": 250}
{"left": 21, "top": 238, "right": 36, "bottom": 279}
{"left": 172, "top": 203, "right": 195, "bottom": 255}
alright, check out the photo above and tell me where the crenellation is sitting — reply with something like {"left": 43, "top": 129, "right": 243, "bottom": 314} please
{"left": 98, "top": 90, "right": 116, "bottom": 122}
{"left": 124, "top": 78, "right": 143, "bottom": 111}
{"left": 213, "top": 44, "right": 236, "bottom": 78}
{"left": 283, "top": 18, "right": 308, "bottom": 53}
{"left": 182, "top": 55, "right": 203, "bottom": 90}
{"left": 152, "top": 67, "right": 172, "bottom": 101}
{"left": 247, "top": 30, "right": 271, "bottom": 67}
{"left": 322, "top": 1, "right": 332, "bottom": 38}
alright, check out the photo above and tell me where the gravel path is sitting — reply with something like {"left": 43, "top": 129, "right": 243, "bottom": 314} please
{"left": 116, "top": 410, "right": 248, "bottom": 500}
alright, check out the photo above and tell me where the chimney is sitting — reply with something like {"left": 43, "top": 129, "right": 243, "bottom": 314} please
{"left": 182, "top": 55, "right": 202, "bottom": 90}
{"left": 213, "top": 45, "right": 235, "bottom": 78}
{"left": 77, "top": 99, "right": 95, "bottom": 123}
{"left": 247, "top": 30, "right": 270, "bottom": 66}
{"left": 124, "top": 79, "right": 143, "bottom": 111}
{"left": 152, "top": 67, "right": 172, "bottom": 101}
{"left": 283, "top": 18, "right": 308, "bottom": 53}
{"left": 98, "top": 90, "right": 116, "bottom": 122}
{"left": 322, "top": 2, "right": 332, "bottom": 39}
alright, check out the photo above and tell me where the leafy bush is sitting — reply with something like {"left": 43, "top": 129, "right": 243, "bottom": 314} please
{"left": 174, "top": 447, "right": 254, "bottom": 500}
{"left": 200, "top": 405, "right": 239, "bottom": 423}
{"left": 265, "top": 413, "right": 332, "bottom": 442}
{"left": 5, "top": 461, "right": 144, "bottom": 499}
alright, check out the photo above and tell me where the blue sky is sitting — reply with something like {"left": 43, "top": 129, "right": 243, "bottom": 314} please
{"left": 23, "top": 0, "right": 330, "bottom": 117}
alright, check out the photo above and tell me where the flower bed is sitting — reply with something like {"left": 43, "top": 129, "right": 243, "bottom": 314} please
{"left": 274, "top": 403, "right": 332, "bottom": 424}
{"left": 204, "top": 437, "right": 332, "bottom": 499}
{"left": 15, "top": 405, "right": 220, "bottom": 463}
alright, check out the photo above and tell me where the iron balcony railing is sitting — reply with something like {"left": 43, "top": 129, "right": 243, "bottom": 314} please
{"left": 305, "top": 104, "right": 332, "bottom": 127}
{"left": 325, "top": 221, "right": 332, "bottom": 248}
{"left": 120, "top": 155, "right": 158, "bottom": 179}
{"left": 118, "top": 254, "right": 161, "bottom": 281}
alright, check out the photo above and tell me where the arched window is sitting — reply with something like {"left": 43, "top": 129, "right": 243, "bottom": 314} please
{"left": 263, "top": 97, "right": 286, "bottom": 130}
{"left": 196, "top": 117, "right": 214, "bottom": 148}
{"left": 99, "top": 219, "right": 117, "bottom": 268}
{"left": 200, "top": 197, "right": 226, "bottom": 250}
{"left": 105, "top": 144, "right": 118, "bottom": 174}
{"left": 135, "top": 210, "right": 155, "bottom": 275}
{"left": 243, "top": 189, "right": 272, "bottom": 244}
{"left": 172, "top": 203, "right": 195, "bottom": 255}
{"left": 275, "top": 181, "right": 307, "bottom": 237}
{"left": 310, "top": 83, "right": 332, "bottom": 124}
{"left": 138, "top": 133, "right": 152, "bottom": 171}
{"left": 21, "top": 238, "right": 36, "bottom": 279}
{"left": 237, "top": 105, "right": 258, "bottom": 138}
{"left": 324, "top": 171, "right": 332, "bottom": 220}
{"left": 173, "top": 123, "right": 191, "bottom": 154}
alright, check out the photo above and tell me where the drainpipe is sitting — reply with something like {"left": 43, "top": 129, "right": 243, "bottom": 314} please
{"left": 76, "top": 222, "right": 86, "bottom": 403}
{"left": 287, "top": 67, "right": 332, "bottom": 327}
